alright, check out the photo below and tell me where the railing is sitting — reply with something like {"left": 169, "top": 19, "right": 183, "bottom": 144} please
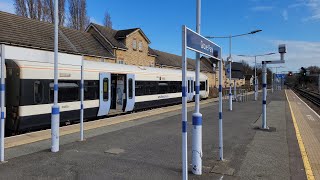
{"left": 223, "top": 88, "right": 249, "bottom": 102}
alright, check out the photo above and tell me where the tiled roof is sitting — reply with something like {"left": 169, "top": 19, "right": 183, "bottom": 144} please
{"left": 115, "top": 28, "right": 139, "bottom": 38}
{"left": 231, "top": 62, "right": 244, "bottom": 71}
{"left": 148, "top": 47, "right": 158, "bottom": 56}
{"left": 89, "top": 23, "right": 127, "bottom": 49}
{"left": 0, "top": 11, "right": 114, "bottom": 58}
{"left": 89, "top": 23, "right": 151, "bottom": 49}
{"left": 154, "top": 49, "right": 213, "bottom": 73}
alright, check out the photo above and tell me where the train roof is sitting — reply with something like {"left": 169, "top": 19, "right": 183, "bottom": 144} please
{"left": 11, "top": 59, "right": 208, "bottom": 79}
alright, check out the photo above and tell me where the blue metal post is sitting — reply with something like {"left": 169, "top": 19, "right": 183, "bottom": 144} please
{"left": 181, "top": 25, "right": 188, "bottom": 180}
{"left": 262, "top": 61, "right": 267, "bottom": 129}
{"left": 234, "top": 79, "right": 236, "bottom": 101}
{"left": 192, "top": 0, "right": 202, "bottom": 175}
{"left": 228, "top": 36, "right": 232, "bottom": 111}
{"left": 254, "top": 56, "right": 258, "bottom": 100}
{"left": 51, "top": 0, "right": 60, "bottom": 152}
{"left": 80, "top": 57, "right": 84, "bottom": 141}
{"left": 219, "top": 59, "right": 223, "bottom": 160}
{"left": 0, "top": 45, "right": 5, "bottom": 162}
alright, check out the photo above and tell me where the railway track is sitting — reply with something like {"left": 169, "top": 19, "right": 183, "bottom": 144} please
{"left": 293, "top": 88, "right": 320, "bottom": 107}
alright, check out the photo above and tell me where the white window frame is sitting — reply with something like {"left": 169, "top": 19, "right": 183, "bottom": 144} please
{"left": 138, "top": 41, "right": 143, "bottom": 52}
{"left": 117, "top": 60, "right": 124, "bottom": 64}
{"left": 133, "top": 39, "right": 137, "bottom": 50}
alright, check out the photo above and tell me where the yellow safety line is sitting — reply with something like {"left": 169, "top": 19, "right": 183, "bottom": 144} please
{"left": 285, "top": 90, "right": 315, "bottom": 180}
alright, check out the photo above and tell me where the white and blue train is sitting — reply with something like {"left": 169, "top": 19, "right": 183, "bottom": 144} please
{"left": 2, "top": 45, "right": 209, "bottom": 134}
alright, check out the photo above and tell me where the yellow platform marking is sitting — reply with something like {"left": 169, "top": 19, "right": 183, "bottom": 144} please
{"left": 285, "top": 90, "right": 315, "bottom": 180}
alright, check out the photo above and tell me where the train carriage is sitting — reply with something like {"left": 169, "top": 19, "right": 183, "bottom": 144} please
{"left": 4, "top": 58, "right": 209, "bottom": 133}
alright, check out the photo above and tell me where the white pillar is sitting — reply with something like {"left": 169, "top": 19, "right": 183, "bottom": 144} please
{"left": 219, "top": 60, "right": 223, "bottom": 160}
{"left": 228, "top": 38, "right": 233, "bottom": 111}
{"left": 234, "top": 80, "right": 236, "bottom": 102}
{"left": 80, "top": 57, "right": 84, "bottom": 141}
{"left": 51, "top": 0, "right": 60, "bottom": 152}
{"left": 192, "top": 0, "right": 202, "bottom": 175}
{"left": 262, "top": 62, "right": 267, "bottom": 129}
{"left": 271, "top": 72, "right": 274, "bottom": 93}
{"left": 254, "top": 56, "right": 258, "bottom": 100}
{"left": 0, "top": 45, "right": 5, "bottom": 162}
{"left": 181, "top": 25, "right": 188, "bottom": 180}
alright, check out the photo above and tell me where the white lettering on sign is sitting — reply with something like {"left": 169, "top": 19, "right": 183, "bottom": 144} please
{"left": 201, "top": 40, "right": 213, "bottom": 54}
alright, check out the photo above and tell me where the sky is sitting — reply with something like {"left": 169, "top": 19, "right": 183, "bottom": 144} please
{"left": 0, "top": 0, "right": 320, "bottom": 73}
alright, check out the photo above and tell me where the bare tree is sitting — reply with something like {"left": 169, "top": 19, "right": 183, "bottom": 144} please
{"left": 14, "top": 0, "right": 65, "bottom": 25}
{"left": 68, "top": 0, "right": 89, "bottom": 31}
{"left": 42, "top": 0, "right": 65, "bottom": 25}
{"left": 14, "top": 0, "right": 41, "bottom": 19}
{"left": 14, "top": 0, "right": 28, "bottom": 17}
{"left": 240, "top": 60, "right": 253, "bottom": 75}
{"left": 103, "top": 10, "right": 112, "bottom": 28}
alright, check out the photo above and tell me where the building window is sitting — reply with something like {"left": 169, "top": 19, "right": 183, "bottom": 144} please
{"left": 117, "top": 60, "right": 124, "bottom": 64}
{"left": 133, "top": 39, "right": 137, "bottom": 50}
{"left": 149, "top": 62, "right": 154, "bottom": 67}
{"left": 138, "top": 41, "right": 143, "bottom": 51}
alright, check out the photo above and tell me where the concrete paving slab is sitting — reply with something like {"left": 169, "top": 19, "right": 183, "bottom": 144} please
{"left": 0, "top": 91, "right": 306, "bottom": 180}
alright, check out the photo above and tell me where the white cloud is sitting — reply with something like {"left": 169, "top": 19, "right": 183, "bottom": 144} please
{"left": 0, "top": 1, "right": 14, "bottom": 14}
{"left": 282, "top": 10, "right": 288, "bottom": 21}
{"left": 289, "top": 0, "right": 320, "bottom": 21}
{"left": 251, "top": 6, "right": 274, "bottom": 12}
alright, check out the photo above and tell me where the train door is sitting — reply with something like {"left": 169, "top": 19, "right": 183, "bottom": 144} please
{"left": 187, "top": 77, "right": 194, "bottom": 101}
{"left": 97, "top": 72, "right": 111, "bottom": 117}
{"left": 124, "top": 74, "right": 135, "bottom": 112}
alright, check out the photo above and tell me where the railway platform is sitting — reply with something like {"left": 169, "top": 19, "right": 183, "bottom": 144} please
{"left": 0, "top": 90, "right": 316, "bottom": 180}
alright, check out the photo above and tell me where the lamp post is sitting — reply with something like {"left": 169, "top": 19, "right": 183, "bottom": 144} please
{"left": 206, "top": 29, "right": 261, "bottom": 111}
{"left": 51, "top": 0, "right": 60, "bottom": 152}
{"left": 238, "top": 52, "right": 275, "bottom": 100}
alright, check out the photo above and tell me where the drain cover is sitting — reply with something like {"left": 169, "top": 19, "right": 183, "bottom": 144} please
{"left": 104, "top": 148, "right": 125, "bottom": 155}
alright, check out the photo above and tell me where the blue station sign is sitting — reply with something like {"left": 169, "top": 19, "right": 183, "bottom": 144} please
{"left": 185, "top": 27, "right": 221, "bottom": 59}
{"left": 276, "top": 74, "right": 286, "bottom": 79}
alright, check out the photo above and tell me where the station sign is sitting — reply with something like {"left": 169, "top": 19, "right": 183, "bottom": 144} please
{"left": 276, "top": 74, "right": 285, "bottom": 79}
{"left": 185, "top": 27, "right": 221, "bottom": 59}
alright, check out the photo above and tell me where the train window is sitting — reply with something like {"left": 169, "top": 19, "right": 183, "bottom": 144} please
{"left": 188, "top": 80, "right": 190, "bottom": 93}
{"left": 200, "top": 81, "right": 206, "bottom": 91}
{"left": 49, "top": 81, "right": 79, "bottom": 103}
{"left": 135, "top": 81, "right": 144, "bottom": 96}
{"left": 168, "top": 82, "right": 176, "bottom": 93}
{"left": 34, "top": 81, "right": 43, "bottom": 104}
{"left": 151, "top": 82, "right": 158, "bottom": 94}
{"left": 84, "top": 81, "right": 99, "bottom": 100}
{"left": 103, "top": 78, "right": 109, "bottom": 101}
{"left": 158, "top": 82, "right": 168, "bottom": 94}
{"left": 128, "top": 78, "right": 133, "bottom": 99}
